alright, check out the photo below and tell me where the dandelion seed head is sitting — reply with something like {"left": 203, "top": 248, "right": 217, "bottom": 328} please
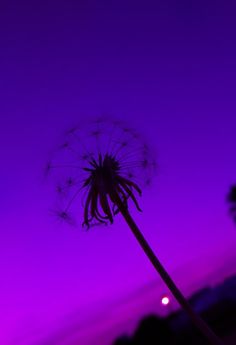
{"left": 47, "top": 117, "right": 156, "bottom": 227}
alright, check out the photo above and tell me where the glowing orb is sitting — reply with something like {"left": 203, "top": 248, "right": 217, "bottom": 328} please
{"left": 161, "top": 296, "right": 170, "bottom": 306}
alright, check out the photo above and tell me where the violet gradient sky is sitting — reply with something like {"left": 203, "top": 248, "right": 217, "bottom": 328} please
{"left": 1, "top": 1, "right": 236, "bottom": 344}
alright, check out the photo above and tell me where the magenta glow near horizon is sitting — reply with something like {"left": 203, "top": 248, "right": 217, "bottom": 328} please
{"left": 1, "top": 1, "right": 236, "bottom": 345}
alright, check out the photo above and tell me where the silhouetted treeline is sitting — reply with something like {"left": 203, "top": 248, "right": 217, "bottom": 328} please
{"left": 113, "top": 275, "right": 236, "bottom": 344}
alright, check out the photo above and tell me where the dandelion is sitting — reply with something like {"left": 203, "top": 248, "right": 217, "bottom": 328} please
{"left": 46, "top": 118, "right": 155, "bottom": 227}
{"left": 47, "top": 117, "right": 222, "bottom": 345}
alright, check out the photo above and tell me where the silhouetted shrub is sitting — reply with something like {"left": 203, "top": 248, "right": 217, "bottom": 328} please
{"left": 133, "top": 315, "right": 174, "bottom": 344}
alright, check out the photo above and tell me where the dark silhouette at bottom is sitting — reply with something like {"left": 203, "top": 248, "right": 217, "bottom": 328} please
{"left": 113, "top": 275, "right": 236, "bottom": 344}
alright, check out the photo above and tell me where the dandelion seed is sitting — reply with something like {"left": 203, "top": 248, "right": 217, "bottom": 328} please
{"left": 44, "top": 162, "right": 53, "bottom": 177}
{"left": 66, "top": 177, "right": 75, "bottom": 187}
{"left": 51, "top": 208, "right": 76, "bottom": 226}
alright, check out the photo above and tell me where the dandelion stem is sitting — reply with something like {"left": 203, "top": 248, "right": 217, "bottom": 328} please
{"left": 112, "top": 192, "right": 224, "bottom": 345}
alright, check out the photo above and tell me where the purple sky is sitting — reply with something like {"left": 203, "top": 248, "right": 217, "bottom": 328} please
{"left": 1, "top": 1, "right": 236, "bottom": 344}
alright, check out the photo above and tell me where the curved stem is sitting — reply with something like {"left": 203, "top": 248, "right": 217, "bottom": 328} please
{"left": 113, "top": 192, "right": 224, "bottom": 345}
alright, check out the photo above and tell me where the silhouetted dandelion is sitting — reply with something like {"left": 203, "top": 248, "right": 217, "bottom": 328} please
{"left": 46, "top": 117, "right": 222, "bottom": 345}
{"left": 46, "top": 117, "right": 156, "bottom": 227}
